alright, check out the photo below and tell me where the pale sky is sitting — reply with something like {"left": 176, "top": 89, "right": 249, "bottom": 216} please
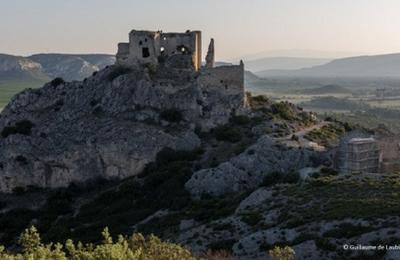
{"left": 1, "top": 0, "right": 400, "bottom": 60}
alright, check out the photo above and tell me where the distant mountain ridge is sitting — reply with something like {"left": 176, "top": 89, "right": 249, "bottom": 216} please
{"left": 0, "top": 53, "right": 115, "bottom": 82}
{"left": 244, "top": 57, "right": 331, "bottom": 73}
{"left": 29, "top": 54, "right": 115, "bottom": 81}
{"left": 256, "top": 53, "right": 400, "bottom": 78}
{"left": 0, "top": 54, "right": 49, "bottom": 81}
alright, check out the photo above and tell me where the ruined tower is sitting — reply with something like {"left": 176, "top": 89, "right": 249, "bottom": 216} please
{"left": 116, "top": 30, "right": 202, "bottom": 71}
{"left": 205, "top": 38, "right": 215, "bottom": 68}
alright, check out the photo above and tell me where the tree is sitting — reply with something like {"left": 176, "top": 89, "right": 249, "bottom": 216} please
{"left": 269, "top": 246, "right": 295, "bottom": 260}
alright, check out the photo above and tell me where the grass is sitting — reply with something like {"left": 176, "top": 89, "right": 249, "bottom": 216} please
{"left": 0, "top": 79, "right": 45, "bottom": 110}
{"left": 273, "top": 174, "right": 400, "bottom": 226}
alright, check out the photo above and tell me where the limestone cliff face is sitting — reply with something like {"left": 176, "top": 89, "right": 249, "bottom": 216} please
{"left": 0, "top": 65, "right": 247, "bottom": 192}
{"left": 0, "top": 64, "right": 241, "bottom": 192}
{"left": 185, "top": 136, "right": 322, "bottom": 197}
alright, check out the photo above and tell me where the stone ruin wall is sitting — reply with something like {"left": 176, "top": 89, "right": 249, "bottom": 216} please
{"left": 116, "top": 30, "right": 202, "bottom": 71}
{"left": 198, "top": 64, "right": 245, "bottom": 98}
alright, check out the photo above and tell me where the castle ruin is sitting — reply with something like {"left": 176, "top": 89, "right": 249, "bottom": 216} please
{"left": 116, "top": 29, "right": 247, "bottom": 127}
{"left": 116, "top": 30, "right": 202, "bottom": 71}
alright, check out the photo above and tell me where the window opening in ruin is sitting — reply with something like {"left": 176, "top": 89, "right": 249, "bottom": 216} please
{"left": 142, "top": 48, "right": 150, "bottom": 58}
{"left": 139, "top": 41, "right": 143, "bottom": 46}
{"left": 163, "top": 37, "right": 167, "bottom": 41}
{"left": 177, "top": 45, "right": 188, "bottom": 54}
{"left": 144, "top": 38, "right": 148, "bottom": 42}
{"left": 160, "top": 47, "right": 165, "bottom": 53}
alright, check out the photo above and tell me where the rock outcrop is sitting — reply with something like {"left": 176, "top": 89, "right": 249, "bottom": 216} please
{"left": 185, "top": 135, "right": 323, "bottom": 197}
{"left": 0, "top": 63, "right": 246, "bottom": 192}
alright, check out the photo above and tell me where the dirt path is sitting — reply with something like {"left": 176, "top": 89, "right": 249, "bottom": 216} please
{"left": 274, "top": 121, "right": 331, "bottom": 151}
{"left": 275, "top": 121, "right": 330, "bottom": 141}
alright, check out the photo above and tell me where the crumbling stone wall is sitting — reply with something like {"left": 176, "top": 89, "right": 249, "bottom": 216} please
{"left": 198, "top": 63, "right": 245, "bottom": 98}
{"left": 116, "top": 30, "right": 202, "bottom": 71}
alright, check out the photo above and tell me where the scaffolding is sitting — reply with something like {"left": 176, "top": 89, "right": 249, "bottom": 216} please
{"left": 339, "top": 137, "right": 380, "bottom": 174}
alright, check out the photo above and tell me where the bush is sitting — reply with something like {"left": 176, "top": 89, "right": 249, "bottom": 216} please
{"left": 251, "top": 95, "right": 269, "bottom": 104}
{"left": 107, "top": 66, "right": 132, "bottom": 81}
{"left": 241, "top": 212, "right": 263, "bottom": 226}
{"left": 261, "top": 172, "right": 282, "bottom": 186}
{"left": 230, "top": 115, "right": 251, "bottom": 125}
{"left": 315, "top": 238, "right": 336, "bottom": 251}
{"left": 262, "top": 171, "right": 299, "bottom": 186}
{"left": 155, "top": 147, "right": 203, "bottom": 166}
{"left": 50, "top": 77, "right": 65, "bottom": 87}
{"left": 269, "top": 246, "right": 295, "bottom": 260}
{"left": 271, "top": 102, "right": 296, "bottom": 121}
{"left": 323, "top": 223, "right": 374, "bottom": 238}
{"left": 159, "top": 109, "right": 183, "bottom": 122}
{"left": 213, "top": 125, "right": 243, "bottom": 143}
{"left": 0, "top": 226, "right": 195, "bottom": 259}
{"left": 2, "top": 120, "right": 34, "bottom": 138}
{"left": 282, "top": 171, "right": 300, "bottom": 184}
{"left": 207, "top": 239, "right": 236, "bottom": 252}
{"left": 320, "top": 167, "right": 339, "bottom": 176}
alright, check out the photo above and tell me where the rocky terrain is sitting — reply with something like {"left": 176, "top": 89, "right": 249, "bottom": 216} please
{"left": 0, "top": 63, "right": 241, "bottom": 192}
{"left": 0, "top": 61, "right": 398, "bottom": 259}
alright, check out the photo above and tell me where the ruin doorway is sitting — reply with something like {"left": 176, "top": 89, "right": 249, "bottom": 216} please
{"left": 142, "top": 47, "right": 150, "bottom": 58}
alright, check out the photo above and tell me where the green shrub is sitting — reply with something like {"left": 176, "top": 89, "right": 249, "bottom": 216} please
{"left": 315, "top": 238, "right": 336, "bottom": 251}
{"left": 155, "top": 147, "right": 203, "bottom": 166}
{"left": 159, "top": 109, "right": 183, "bottom": 122}
{"left": 207, "top": 239, "right": 236, "bottom": 252}
{"left": 0, "top": 226, "right": 195, "bottom": 259}
{"left": 50, "top": 77, "right": 65, "bottom": 87}
{"left": 262, "top": 172, "right": 282, "bottom": 186}
{"left": 213, "top": 125, "right": 243, "bottom": 143}
{"left": 320, "top": 167, "right": 339, "bottom": 176}
{"left": 269, "top": 246, "right": 295, "bottom": 260}
{"left": 261, "top": 171, "right": 299, "bottom": 186}
{"left": 107, "top": 66, "right": 132, "bottom": 81}
{"left": 252, "top": 95, "right": 269, "bottom": 103}
{"left": 145, "top": 63, "right": 158, "bottom": 78}
{"left": 230, "top": 115, "right": 251, "bottom": 125}
{"left": 1, "top": 120, "right": 35, "bottom": 138}
{"left": 282, "top": 171, "right": 300, "bottom": 184}
{"left": 323, "top": 223, "right": 374, "bottom": 238}
{"left": 271, "top": 102, "right": 296, "bottom": 121}
{"left": 241, "top": 212, "right": 263, "bottom": 226}
{"left": 304, "top": 124, "right": 345, "bottom": 147}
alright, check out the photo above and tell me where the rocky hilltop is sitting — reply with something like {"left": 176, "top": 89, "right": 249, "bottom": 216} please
{"left": 0, "top": 62, "right": 250, "bottom": 192}
{"left": 2, "top": 30, "right": 390, "bottom": 259}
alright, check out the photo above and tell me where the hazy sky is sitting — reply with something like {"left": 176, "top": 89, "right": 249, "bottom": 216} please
{"left": 1, "top": 0, "right": 400, "bottom": 60}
